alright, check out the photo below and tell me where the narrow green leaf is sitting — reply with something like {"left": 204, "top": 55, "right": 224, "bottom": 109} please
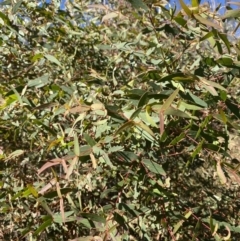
{"left": 38, "top": 197, "right": 53, "bottom": 216}
{"left": 172, "top": 76, "right": 195, "bottom": 82}
{"left": 115, "top": 121, "right": 135, "bottom": 136}
{"left": 83, "top": 133, "right": 96, "bottom": 147}
{"left": 191, "top": 0, "right": 199, "bottom": 8}
{"left": 45, "top": 54, "right": 63, "bottom": 68}
{"left": 10, "top": 86, "right": 23, "bottom": 106}
{"left": 31, "top": 53, "right": 44, "bottom": 62}
{"left": 145, "top": 106, "right": 158, "bottom": 127}
{"left": 161, "top": 88, "right": 179, "bottom": 111}
{"left": 164, "top": 107, "right": 198, "bottom": 119}
{"left": 200, "top": 31, "right": 214, "bottom": 42}
{"left": 219, "top": 109, "right": 228, "bottom": 124}
{"left": 138, "top": 91, "right": 149, "bottom": 108}
{"left": 188, "top": 91, "right": 208, "bottom": 107}
{"left": 135, "top": 121, "right": 155, "bottom": 137}
{"left": 12, "top": 0, "right": 24, "bottom": 14}
{"left": 202, "top": 218, "right": 240, "bottom": 233}
{"left": 0, "top": 12, "right": 11, "bottom": 25}
{"left": 199, "top": 78, "right": 227, "bottom": 92}
{"left": 169, "top": 132, "right": 185, "bottom": 145}
{"left": 142, "top": 159, "right": 166, "bottom": 176}
{"left": 194, "top": 14, "right": 220, "bottom": 29}
{"left": 173, "top": 210, "right": 192, "bottom": 234}
{"left": 27, "top": 74, "right": 50, "bottom": 88}
{"left": 158, "top": 73, "right": 186, "bottom": 82}
{"left": 117, "top": 203, "right": 140, "bottom": 217}
{"left": 174, "top": 15, "right": 187, "bottom": 27}
{"left": 191, "top": 140, "right": 204, "bottom": 159}
{"left": 210, "top": 214, "right": 214, "bottom": 233}
{"left": 217, "top": 57, "right": 233, "bottom": 67}
{"left": 28, "top": 184, "right": 38, "bottom": 198}
{"left": 74, "top": 133, "right": 80, "bottom": 156}
{"left": 53, "top": 211, "right": 75, "bottom": 223}
{"left": 179, "top": 101, "right": 203, "bottom": 110}
{"left": 203, "top": 84, "right": 218, "bottom": 96}
{"left": 34, "top": 217, "right": 52, "bottom": 236}
{"left": 173, "top": 220, "right": 184, "bottom": 235}
{"left": 179, "top": 0, "right": 192, "bottom": 16}
{"left": 195, "top": 115, "right": 211, "bottom": 139}
{"left": 222, "top": 9, "right": 240, "bottom": 19}
{"left": 218, "top": 33, "right": 231, "bottom": 53}
{"left": 130, "top": 107, "right": 142, "bottom": 121}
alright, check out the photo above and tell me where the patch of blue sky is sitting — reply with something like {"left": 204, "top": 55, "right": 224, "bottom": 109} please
{"left": 0, "top": 0, "right": 239, "bottom": 35}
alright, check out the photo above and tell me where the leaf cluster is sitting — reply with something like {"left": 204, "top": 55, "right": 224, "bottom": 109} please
{"left": 0, "top": 0, "right": 240, "bottom": 240}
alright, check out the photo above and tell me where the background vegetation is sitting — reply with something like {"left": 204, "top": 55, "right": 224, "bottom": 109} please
{"left": 0, "top": 0, "right": 240, "bottom": 240}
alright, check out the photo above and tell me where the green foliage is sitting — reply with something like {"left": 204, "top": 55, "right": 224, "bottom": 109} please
{"left": 0, "top": 0, "right": 240, "bottom": 240}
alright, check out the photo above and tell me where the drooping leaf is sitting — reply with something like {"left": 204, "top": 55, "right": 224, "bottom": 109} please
{"left": 194, "top": 14, "right": 220, "bottom": 29}
{"left": 179, "top": 0, "right": 192, "bottom": 16}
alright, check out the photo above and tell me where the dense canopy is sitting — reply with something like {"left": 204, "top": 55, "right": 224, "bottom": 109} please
{"left": 0, "top": 0, "right": 240, "bottom": 240}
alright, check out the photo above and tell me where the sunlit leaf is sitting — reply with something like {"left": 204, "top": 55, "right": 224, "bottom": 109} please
{"left": 179, "top": 0, "right": 192, "bottom": 16}
{"left": 161, "top": 88, "right": 179, "bottom": 111}
{"left": 222, "top": 9, "right": 240, "bottom": 19}
{"left": 135, "top": 120, "right": 155, "bottom": 137}
{"left": 194, "top": 14, "right": 220, "bottom": 29}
